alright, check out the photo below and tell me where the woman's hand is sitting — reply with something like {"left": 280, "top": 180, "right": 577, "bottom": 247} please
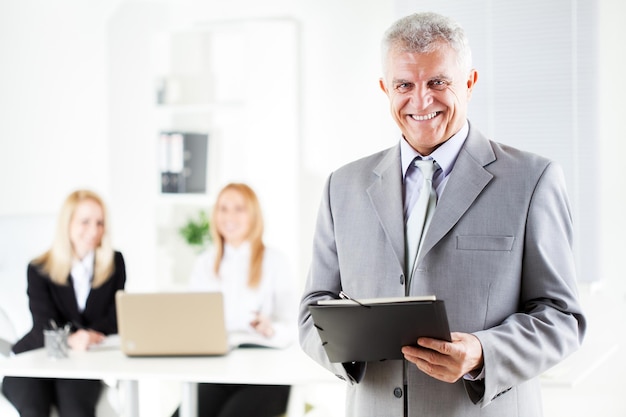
{"left": 250, "top": 313, "right": 275, "bottom": 338}
{"left": 67, "top": 328, "right": 105, "bottom": 351}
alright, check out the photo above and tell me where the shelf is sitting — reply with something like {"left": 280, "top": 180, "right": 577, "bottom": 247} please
{"left": 156, "top": 193, "right": 213, "bottom": 206}
{"left": 154, "top": 102, "right": 244, "bottom": 114}
{"left": 152, "top": 18, "right": 299, "bottom": 290}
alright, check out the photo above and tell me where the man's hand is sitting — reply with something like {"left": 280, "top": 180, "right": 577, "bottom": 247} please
{"left": 401, "top": 332, "right": 484, "bottom": 383}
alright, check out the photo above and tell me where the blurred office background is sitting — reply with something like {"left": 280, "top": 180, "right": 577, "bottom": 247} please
{"left": 0, "top": 0, "right": 624, "bottom": 416}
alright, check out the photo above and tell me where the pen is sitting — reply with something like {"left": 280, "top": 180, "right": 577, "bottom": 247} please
{"left": 338, "top": 291, "right": 370, "bottom": 308}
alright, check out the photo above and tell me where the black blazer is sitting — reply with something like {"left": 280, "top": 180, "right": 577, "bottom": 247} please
{"left": 12, "top": 251, "right": 126, "bottom": 354}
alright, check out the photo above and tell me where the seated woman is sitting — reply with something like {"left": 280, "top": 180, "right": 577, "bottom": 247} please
{"left": 172, "top": 183, "right": 298, "bottom": 417}
{"left": 2, "top": 189, "right": 126, "bottom": 417}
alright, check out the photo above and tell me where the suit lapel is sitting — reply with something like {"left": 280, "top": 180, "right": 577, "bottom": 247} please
{"left": 417, "top": 127, "right": 496, "bottom": 263}
{"left": 58, "top": 275, "right": 82, "bottom": 320}
{"left": 367, "top": 144, "right": 405, "bottom": 270}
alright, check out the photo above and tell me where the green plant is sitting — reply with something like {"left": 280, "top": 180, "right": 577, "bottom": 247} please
{"left": 179, "top": 210, "right": 212, "bottom": 247}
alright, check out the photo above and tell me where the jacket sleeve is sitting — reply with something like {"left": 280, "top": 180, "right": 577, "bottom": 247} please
{"left": 298, "top": 173, "right": 366, "bottom": 384}
{"left": 475, "top": 162, "right": 586, "bottom": 406}
{"left": 12, "top": 263, "right": 60, "bottom": 353}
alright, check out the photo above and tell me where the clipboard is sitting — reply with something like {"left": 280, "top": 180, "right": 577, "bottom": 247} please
{"left": 308, "top": 296, "right": 451, "bottom": 363}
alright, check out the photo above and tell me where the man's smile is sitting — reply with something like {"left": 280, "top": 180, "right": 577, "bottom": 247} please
{"left": 410, "top": 111, "right": 441, "bottom": 121}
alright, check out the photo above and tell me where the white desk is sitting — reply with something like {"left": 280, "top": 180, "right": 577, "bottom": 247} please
{"left": 0, "top": 343, "right": 339, "bottom": 417}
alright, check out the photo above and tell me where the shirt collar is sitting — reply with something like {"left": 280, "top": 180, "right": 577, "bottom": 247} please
{"left": 401, "top": 120, "right": 469, "bottom": 181}
{"left": 224, "top": 241, "right": 251, "bottom": 256}
{"left": 73, "top": 250, "right": 95, "bottom": 276}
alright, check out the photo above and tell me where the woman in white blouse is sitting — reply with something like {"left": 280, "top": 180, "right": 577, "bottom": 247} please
{"left": 172, "top": 183, "right": 297, "bottom": 417}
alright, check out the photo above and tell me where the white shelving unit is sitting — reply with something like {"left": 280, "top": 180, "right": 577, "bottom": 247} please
{"left": 151, "top": 18, "right": 300, "bottom": 290}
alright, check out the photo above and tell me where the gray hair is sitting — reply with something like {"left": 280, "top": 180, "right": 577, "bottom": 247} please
{"left": 381, "top": 12, "right": 472, "bottom": 74}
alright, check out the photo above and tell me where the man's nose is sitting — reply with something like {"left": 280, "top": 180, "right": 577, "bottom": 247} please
{"left": 410, "top": 85, "right": 432, "bottom": 109}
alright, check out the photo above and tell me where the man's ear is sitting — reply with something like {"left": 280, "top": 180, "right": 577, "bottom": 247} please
{"left": 466, "top": 69, "right": 478, "bottom": 99}
{"left": 379, "top": 78, "right": 389, "bottom": 95}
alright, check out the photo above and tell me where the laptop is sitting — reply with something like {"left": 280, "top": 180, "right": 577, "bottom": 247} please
{"left": 115, "top": 290, "right": 230, "bottom": 356}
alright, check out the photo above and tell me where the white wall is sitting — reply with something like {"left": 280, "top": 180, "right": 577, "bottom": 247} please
{"left": 598, "top": 0, "right": 626, "bottom": 283}
{"left": 0, "top": 1, "right": 123, "bottom": 216}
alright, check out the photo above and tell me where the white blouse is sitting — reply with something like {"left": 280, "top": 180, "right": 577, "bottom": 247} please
{"left": 71, "top": 250, "right": 94, "bottom": 312}
{"left": 188, "top": 242, "right": 298, "bottom": 345}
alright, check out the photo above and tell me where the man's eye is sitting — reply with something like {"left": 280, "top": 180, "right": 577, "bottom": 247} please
{"left": 395, "top": 83, "right": 412, "bottom": 92}
{"left": 429, "top": 80, "right": 448, "bottom": 90}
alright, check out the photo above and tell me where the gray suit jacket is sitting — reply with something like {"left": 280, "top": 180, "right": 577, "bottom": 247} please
{"left": 299, "top": 124, "right": 586, "bottom": 417}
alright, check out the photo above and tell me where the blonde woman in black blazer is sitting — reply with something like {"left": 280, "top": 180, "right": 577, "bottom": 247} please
{"left": 2, "top": 190, "right": 126, "bottom": 417}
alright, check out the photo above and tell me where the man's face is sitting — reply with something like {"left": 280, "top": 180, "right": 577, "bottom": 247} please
{"left": 380, "top": 42, "right": 477, "bottom": 155}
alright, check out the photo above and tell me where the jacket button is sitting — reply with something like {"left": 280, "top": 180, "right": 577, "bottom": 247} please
{"left": 393, "top": 387, "right": 403, "bottom": 398}
{"left": 400, "top": 275, "right": 405, "bottom": 285}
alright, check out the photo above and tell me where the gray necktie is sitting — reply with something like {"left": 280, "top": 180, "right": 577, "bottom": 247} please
{"left": 406, "top": 159, "right": 438, "bottom": 277}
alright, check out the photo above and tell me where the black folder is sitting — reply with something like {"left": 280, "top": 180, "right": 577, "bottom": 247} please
{"left": 309, "top": 296, "right": 451, "bottom": 363}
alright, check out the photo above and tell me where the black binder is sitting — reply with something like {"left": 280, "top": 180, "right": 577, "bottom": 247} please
{"left": 308, "top": 296, "right": 451, "bottom": 363}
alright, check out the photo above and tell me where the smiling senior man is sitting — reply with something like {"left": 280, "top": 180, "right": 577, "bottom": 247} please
{"left": 299, "top": 11, "right": 586, "bottom": 417}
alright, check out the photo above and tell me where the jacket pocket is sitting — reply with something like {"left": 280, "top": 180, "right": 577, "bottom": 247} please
{"left": 456, "top": 235, "right": 514, "bottom": 251}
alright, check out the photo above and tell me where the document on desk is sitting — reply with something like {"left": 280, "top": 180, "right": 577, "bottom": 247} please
{"left": 228, "top": 331, "right": 293, "bottom": 350}
{"left": 88, "top": 334, "right": 121, "bottom": 351}
{"left": 309, "top": 296, "right": 451, "bottom": 363}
